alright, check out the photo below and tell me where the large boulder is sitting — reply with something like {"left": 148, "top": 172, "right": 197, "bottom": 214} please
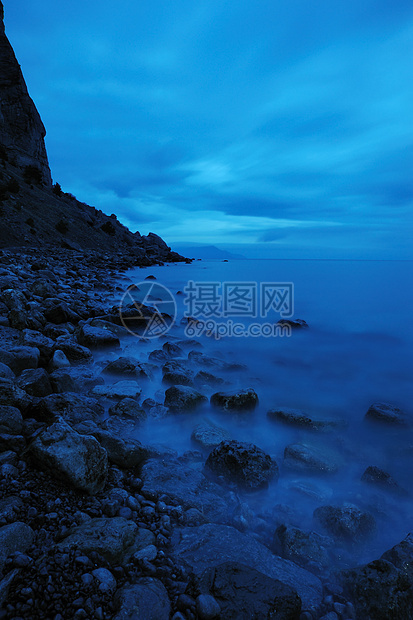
{"left": 114, "top": 579, "right": 170, "bottom": 620}
{"left": 210, "top": 389, "right": 258, "bottom": 412}
{"left": 205, "top": 440, "right": 278, "bottom": 491}
{"left": 140, "top": 458, "right": 237, "bottom": 524}
{"left": 164, "top": 386, "right": 207, "bottom": 412}
{"left": 191, "top": 561, "right": 301, "bottom": 620}
{"left": 170, "top": 524, "right": 322, "bottom": 613}
{"left": 56, "top": 517, "right": 154, "bottom": 565}
{"left": 313, "top": 504, "right": 376, "bottom": 543}
{"left": 28, "top": 419, "right": 108, "bottom": 494}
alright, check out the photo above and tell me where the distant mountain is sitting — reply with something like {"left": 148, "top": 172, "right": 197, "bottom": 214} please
{"left": 174, "top": 244, "right": 246, "bottom": 260}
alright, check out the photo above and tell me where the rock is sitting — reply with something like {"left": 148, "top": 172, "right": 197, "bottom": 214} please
{"left": 342, "top": 559, "right": 413, "bottom": 620}
{"left": 210, "top": 389, "right": 258, "bottom": 412}
{"left": 194, "top": 371, "right": 225, "bottom": 388}
{"left": 7, "top": 345, "right": 40, "bottom": 373}
{"left": 108, "top": 398, "right": 147, "bottom": 422}
{"left": 193, "top": 562, "right": 301, "bottom": 619}
{"left": 102, "top": 357, "right": 147, "bottom": 378}
{"left": 0, "top": 522, "right": 34, "bottom": 573}
{"left": 92, "top": 429, "right": 149, "bottom": 469}
{"left": 284, "top": 444, "right": 339, "bottom": 474}
{"left": 380, "top": 532, "right": 413, "bottom": 580}
{"left": 28, "top": 419, "right": 108, "bottom": 494}
{"left": 170, "top": 524, "right": 322, "bottom": 612}
{"left": 22, "top": 329, "right": 54, "bottom": 363}
{"left": 133, "top": 545, "right": 157, "bottom": 562}
{"left": 57, "top": 517, "right": 154, "bottom": 565}
{"left": 17, "top": 367, "right": 53, "bottom": 397}
{"left": 77, "top": 323, "right": 120, "bottom": 349}
{"left": 191, "top": 420, "right": 231, "bottom": 450}
{"left": 313, "top": 504, "right": 376, "bottom": 542}
{"left": 0, "top": 495, "right": 23, "bottom": 520}
{"left": 0, "top": 380, "right": 31, "bottom": 412}
{"left": 361, "top": 465, "right": 405, "bottom": 494}
{"left": 277, "top": 319, "right": 308, "bottom": 329}
{"left": 0, "top": 569, "right": 19, "bottom": 609}
{"left": 92, "top": 568, "right": 117, "bottom": 594}
{"left": 44, "top": 301, "right": 80, "bottom": 324}
{"left": 114, "top": 579, "right": 170, "bottom": 620}
{"left": 91, "top": 381, "right": 142, "bottom": 400}
{"left": 30, "top": 393, "right": 104, "bottom": 425}
{"left": 0, "top": 405, "right": 23, "bottom": 434}
{"left": 205, "top": 440, "right": 278, "bottom": 490}
{"left": 365, "top": 402, "right": 408, "bottom": 425}
{"left": 164, "top": 386, "right": 207, "bottom": 412}
{"left": 196, "top": 594, "right": 221, "bottom": 620}
{"left": 162, "top": 360, "right": 194, "bottom": 387}
{"left": 48, "top": 349, "right": 70, "bottom": 372}
{"left": 140, "top": 458, "right": 237, "bottom": 523}
{"left": 0, "top": 361, "right": 15, "bottom": 381}
{"left": 188, "top": 351, "right": 246, "bottom": 372}
{"left": 162, "top": 341, "right": 184, "bottom": 358}
{"left": 273, "top": 525, "right": 332, "bottom": 573}
{"left": 49, "top": 367, "right": 103, "bottom": 393}
{"left": 267, "top": 407, "right": 341, "bottom": 431}
{"left": 53, "top": 337, "right": 93, "bottom": 364}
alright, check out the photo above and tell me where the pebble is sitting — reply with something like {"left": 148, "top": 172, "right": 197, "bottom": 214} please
{"left": 196, "top": 594, "right": 221, "bottom": 619}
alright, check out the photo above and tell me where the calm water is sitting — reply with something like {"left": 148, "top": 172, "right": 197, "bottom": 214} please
{"left": 110, "top": 259, "right": 413, "bottom": 566}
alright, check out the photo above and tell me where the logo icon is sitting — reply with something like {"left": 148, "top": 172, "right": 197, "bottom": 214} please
{"left": 119, "top": 281, "right": 177, "bottom": 338}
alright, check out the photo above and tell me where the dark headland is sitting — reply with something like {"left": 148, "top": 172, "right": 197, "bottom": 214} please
{"left": 1, "top": 3, "right": 412, "bottom": 620}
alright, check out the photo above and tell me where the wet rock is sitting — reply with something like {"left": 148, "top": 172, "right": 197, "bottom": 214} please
{"left": 342, "top": 559, "right": 413, "bottom": 620}
{"left": 194, "top": 371, "right": 225, "bottom": 388}
{"left": 108, "top": 398, "right": 147, "bottom": 422}
{"left": 140, "top": 458, "right": 237, "bottom": 523}
{"left": 361, "top": 465, "right": 406, "bottom": 495}
{"left": 30, "top": 393, "right": 104, "bottom": 425}
{"left": 92, "top": 429, "right": 149, "bottom": 469}
{"left": 277, "top": 319, "right": 308, "bottom": 329}
{"left": 0, "top": 522, "right": 34, "bottom": 572}
{"left": 163, "top": 341, "right": 184, "bottom": 358}
{"left": 210, "top": 388, "right": 258, "bottom": 412}
{"left": 164, "top": 385, "right": 207, "bottom": 412}
{"left": 0, "top": 495, "right": 23, "bottom": 521}
{"left": 267, "top": 407, "right": 342, "bottom": 431}
{"left": 91, "top": 568, "right": 117, "bottom": 594}
{"left": 365, "top": 402, "right": 408, "bottom": 426}
{"left": 0, "top": 568, "right": 19, "bottom": 609}
{"left": 77, "top": 323, "right": 120, "bottom": 349}
{"left": 48, "top": 349, "right": 71, "bottom": 372}
{"left": 313, "top": 504, "right": 376, "bottom": 543}
{"left": 53, "top": 336, "right": 93, "bottom": 364}
{"left": 191, "top": 420, "right": 231, "bottom": 450}
{"left": 192, "top": 562, "right": 301, "bottom": 620}
{"left": 49, "top": 367, "right": 103, "bottom": 393}
{"left": 284, "top": 444, "right": 339, "bottom": 474}
{"left": 162, "top": 360, "right": 194, "bottom": 387}
{"left": 0, "top": 361, "right": 15, "bottom": 381}
{"left": 205, "top": 440, "right": 278, "bottom": 491}
{"left": 28, "top": 419, "right": 108, "bottom": 494}
{"left": 0, "top": 405, "right": 23, "bottom": 434}
{"left": 7, "top": 345, "right": 40, "bottom": 373}
{"left": 17, "top": 367, "right": 53, "bottom": 397}
{"left": 44, "top": 301, "right": 80, "bottom": 324}
{"left": 22, "top": 329, "right": 54, "bottom": 363}
{"left": 0, "top": 380, "right": 31, "bottom": 412}
{"left": 170, "top": 524, "right": 322, "bottom": 612}
{"left": 273, "top": 525, "right": 333, "bottom": 573}
{"left": 102, "top": 356, "right": 147, "bottom": 378}
{"left": 91, "top": 381, "right": 142, "bottom": 400}
{"left": 380, "top": 532, "right": 413, "bottom": 580}
{"left": 57, "top": 517, "right": 154, "bottom": 565}
{"left": 114, "top": 578, "right": 170, "bottom": 620}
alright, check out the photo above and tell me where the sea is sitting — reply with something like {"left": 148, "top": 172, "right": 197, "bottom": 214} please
{"left": 109, "top": 258, "right": 413, "bottom": 567}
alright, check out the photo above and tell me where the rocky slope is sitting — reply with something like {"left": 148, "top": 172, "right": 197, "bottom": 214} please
{"left": 0, "top": 0, "right": 186, "bottom": 264}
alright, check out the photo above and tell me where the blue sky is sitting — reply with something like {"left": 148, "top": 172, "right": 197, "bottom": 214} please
{"left": 4, "top": 0, "right": 413, "bottom": 258}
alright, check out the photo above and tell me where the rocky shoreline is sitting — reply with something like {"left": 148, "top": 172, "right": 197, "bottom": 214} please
{"left": 0, "top": 248, "right": 412, "bottom": 620}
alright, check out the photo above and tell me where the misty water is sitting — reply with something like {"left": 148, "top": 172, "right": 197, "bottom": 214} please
{"left": 105, "top": 259, "right": 413, "bottom": 572}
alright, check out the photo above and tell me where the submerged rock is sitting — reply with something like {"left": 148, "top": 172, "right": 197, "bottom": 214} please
{"left": 361, "top": 465, "right": 406, "bottom": 495}
{"left": 210, "top": 388, "right": 258, "bottom": 412}
{"left": 284, "top": 443, "right": 339, "bottom": 474}
{"left": 205, "top": 440, "right": 278, "bottom": 491}
{"left": 267, "top": 407, "right": 343, "bottom": 431}
{"left": 191, "top": 420, "right": 231, "bottom": 450}
{"left": 164, "top": 385, "right": 207, "bottom": 412}
{"left": 365, "top": 401, "right": 409, "bottom": 426}
{"left": 313, "top": 504, "right": 376, "bottom": 543}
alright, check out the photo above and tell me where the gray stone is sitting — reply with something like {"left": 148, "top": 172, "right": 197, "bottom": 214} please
{"left": 210, "top": 389, "right": 258, "bottom": 412}
{"left": 196, "top": 594, "right": 221, "bottom": 620}
{"left": 31, "top": 392, "right": 103, "bottom": 425}
{"left": 28, "top": 419, "right": 108, "bottom": 494}
{"left": 91, "top": 381, "right": 142, "bottom": 400}
{"left": 191, "top": 420, "right": 231, "bottom": 450}
{"left": 108, "top": 398, "right": 147, "bottom": 422}
{"left": 77, "top": 324, "right": 120, "bottom": 349}
{"left": 114, "top": 579, "right": 170, "bottom": 620}
{"left": 92, "top": 568, "right": 117, "bottom": 594}
{"left": 205, "top": 440, "right": 278, "bottom": 490}
{"left": 170, "top": 524, "right": 322, "bottom": 612}
{"left": 48, "top": 349, "right": 70, "bottom": 372}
